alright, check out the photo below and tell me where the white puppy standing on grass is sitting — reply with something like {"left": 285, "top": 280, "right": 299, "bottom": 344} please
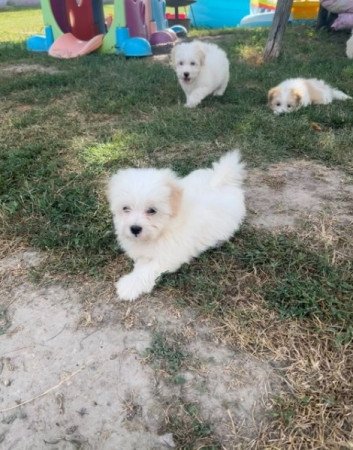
{"left": 108, "top": 151, "right": 246, "bottom": 301}
{"left": 171, "top": 40, "right": 230, "bottom": 108}
{"left": 268, "top": 78, "right": 351, "bottom": 114}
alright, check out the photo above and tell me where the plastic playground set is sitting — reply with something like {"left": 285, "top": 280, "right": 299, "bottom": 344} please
{"left": 27, "top": 0, "right": 321, "bottom": 59}
{"left": 189, "top": 0, "right": 320, "bottom": 28}
{"left": 27, "top": 0, "right": 184, "bottom": 58}
{"left": 240, "top": 0, "right": 320, "bottom": 27}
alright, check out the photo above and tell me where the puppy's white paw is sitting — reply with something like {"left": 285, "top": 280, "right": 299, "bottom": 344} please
{"left": 185, "top": 101, "right": 198, "bottom": 108}
{"left": 213, "top": 88, "right": 226, "bottom": 96}
{"left": 116, "top": 274, "right": 145, "bottom": 301}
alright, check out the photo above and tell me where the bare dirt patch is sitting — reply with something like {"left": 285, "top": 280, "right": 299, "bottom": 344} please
{"left": 0, "top": 250, "right": 278, "bottom": 448}
{"left": 247, "top": 160, "right": 353, "bottom": 230}
{"left": 151, "top": 53, "right": 171, "bottom": 66}
{"left": 0, "top": 63, "right": 61, "bottom": 76}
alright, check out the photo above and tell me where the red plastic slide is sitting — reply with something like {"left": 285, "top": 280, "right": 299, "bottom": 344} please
{"left": 65, "top": 0, "right": 100, "bottom": 40}
{"left": 49, "top": 0, "right": 105, "bottom": 58}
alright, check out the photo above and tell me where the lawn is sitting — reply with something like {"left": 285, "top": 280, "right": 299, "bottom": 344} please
{"left": 0, "top": 6, "right": 352, "bottom": 449}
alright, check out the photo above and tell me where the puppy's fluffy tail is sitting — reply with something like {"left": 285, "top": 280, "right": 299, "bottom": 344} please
{"left": 211, "top": 150, "right": 246, "bottom": 188}
{"left": 346, "top": 34, "right": 353, "bottom": 59}
{"left": 331, "top": 88, "right": 351, "bottom": 101}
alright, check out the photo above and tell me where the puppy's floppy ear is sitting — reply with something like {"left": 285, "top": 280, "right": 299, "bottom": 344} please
{"left": 291, "top": 88, "right": 302, "bottom": 106}
{"left": 195, "top": 43, "right": 206, "bottom": 66}
{"left": 168, "top": 181, "right": 183, "bottom": 217}
{"left": 160, "top": 169, "right": 183, "bottom": 216}
{"left": 170, "top": 45, "right": 178, "bottom": 68}
{"left": 106, "top": 172, "right": 122, "bottom": 209}
{"left": 268, "top": 87, "right": 279, "bottom": 103}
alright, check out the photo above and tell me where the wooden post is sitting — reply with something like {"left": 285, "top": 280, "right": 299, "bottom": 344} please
{"left": 263, "top": 0, "right": 294, "bottom": 61}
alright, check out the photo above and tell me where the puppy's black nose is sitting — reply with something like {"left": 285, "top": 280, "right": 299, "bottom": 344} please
{"left": 130, "top": 225, "right": 142, "bottom": 236}
{"left": 183, "top": 72, "right": 189, "bottom": 78}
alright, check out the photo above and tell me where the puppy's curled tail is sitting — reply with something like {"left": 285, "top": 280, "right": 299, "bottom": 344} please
{"left": 346, "top": 34, "right": 353, "bottom": 59}
{"left": 331, "top": 88, "right": 351, "bottom": 101}
{"left": 211, "top": 150, "right": 246, "bottom": 188}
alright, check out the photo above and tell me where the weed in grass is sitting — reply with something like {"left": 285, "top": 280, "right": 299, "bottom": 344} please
{"left": 145, "top": 332, "right": 187, "bottom": 375}
{"left": 270, "top": 396, "right": 296, "bottom": 426}
{"left": 172, "top": 374, "right": 187, "bottom": 385}
{"left": 0, "top": 306, "right": 11, "bottom": 335}
{"left": 161, "top": 402, "right": 220, "bottom": 450}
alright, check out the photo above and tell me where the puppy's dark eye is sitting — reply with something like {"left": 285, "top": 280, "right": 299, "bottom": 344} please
{"left": 190, "top": 61, "right": 196, "bottom": 66}
{"left": 146, "top": 207, "right": 157, "bottom": 215}
{"left": 122, "top": 206, "right": 130, "bottom": 212}
{"left": 179, "top": 61, "right": 183, "bottom": 66}
{"left": 287, "top": 104, "right": 292, "bottom": 108}
{"left": 276, "top": 102, "right": 281, "bottom": 107}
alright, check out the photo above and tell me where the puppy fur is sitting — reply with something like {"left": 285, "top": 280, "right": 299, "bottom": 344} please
{"left": 108, "top": 150, "right": 246, "bottom": 301}
{"left": 171, "top": 40, "right": 230, "bottom": 108}
{"left": 268, "top": 78, "right": 351, "bottom": 114}
{"left": 347, "top": 32, "right": 353, "bottom": 59}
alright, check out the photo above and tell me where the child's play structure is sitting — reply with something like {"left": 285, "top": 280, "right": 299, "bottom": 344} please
{"left": 189, "top": 0, "right": 319, "bottom": 28}
{"left": 240, "top": 0, "right": 319, "bottom": 27}
{"left": 190, "top": 0, "right": 250, "bottom": 28}
{"left": 27, "top": 0, "right": 184, "bottom": 58}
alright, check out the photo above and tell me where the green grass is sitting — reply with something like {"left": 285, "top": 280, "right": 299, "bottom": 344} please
{"left": 0, "top": 7, "right": 43, "bottom": 43}
{"left": 145, "top": 332, "right": 187, "bottom": 375}
{"left": 161, "top": 229, "right": 353, "bottom": 342}
{"left": 145, "top": 333, "right": 220, "bottom": 446}
{"left": 163, "top": 402, "right": 220, "bottom": 450}
{"left": 1, "top": 16, "right": 352, "bottom": 272}
{"left": 1, "top": 7, "right": 353, "bottom": 448}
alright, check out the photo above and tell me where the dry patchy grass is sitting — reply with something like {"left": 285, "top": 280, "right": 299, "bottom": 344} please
{"left": 160, "top": 218, "right": 353, "bottom": 448}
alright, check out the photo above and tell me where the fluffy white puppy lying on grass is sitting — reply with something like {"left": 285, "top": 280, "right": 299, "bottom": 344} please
{"left": 268, "top": 78, "right": 351, "bottom": 114}
{"left": 108, "top": 150, "right": 246, "bottom": 301}
{"left": 171, "top": 40, "right": 230, "bottom": 108}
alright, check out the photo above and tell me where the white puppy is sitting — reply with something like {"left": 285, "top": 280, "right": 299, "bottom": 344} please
{"left": 268, "top": 78, "right": 351, "bottom": 114}
{"left": 108, "top": 150, "right": 246, "bottom": 301}
{"left": 171, "top": 40, "right": 230, "bottom": 108}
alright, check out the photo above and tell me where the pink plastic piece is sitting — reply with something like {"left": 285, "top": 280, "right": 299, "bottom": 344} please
{"left": 331, "top": 12, "right": 353, "bottom": 29}
{"left": 125, "top": 0, "right": 148, "bottom": 38}
{"left": 48, "top": 33, "right": 104, "bottom": 58}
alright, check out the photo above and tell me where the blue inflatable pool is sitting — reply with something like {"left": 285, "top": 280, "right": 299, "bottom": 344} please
{"left": 190, "top": 0, "right": 250, "bottom": 28}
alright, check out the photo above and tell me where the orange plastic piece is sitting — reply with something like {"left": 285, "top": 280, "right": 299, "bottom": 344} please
{"left": 48, "top": 33, "right": 104, "bottom": 59}
{"left": 291, "top": 1, "right": 319, "bottom": 20}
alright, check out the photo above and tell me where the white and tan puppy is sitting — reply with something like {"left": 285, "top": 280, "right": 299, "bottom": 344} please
{"left": 171, "top": 40, "right": 230, "bottom": 108}
{"left": 108, "top": 150, "right": 246, "bottom": 301}
{"left": 268, "top": 78, "right": 351, "bottom": 114}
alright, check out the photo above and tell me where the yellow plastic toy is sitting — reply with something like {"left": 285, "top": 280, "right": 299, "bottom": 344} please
{"left": 291, "top": 0, "right": 320, "bottom": 20}
{"left": 251, "top": 0, "right": 319, "bottom": 20}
